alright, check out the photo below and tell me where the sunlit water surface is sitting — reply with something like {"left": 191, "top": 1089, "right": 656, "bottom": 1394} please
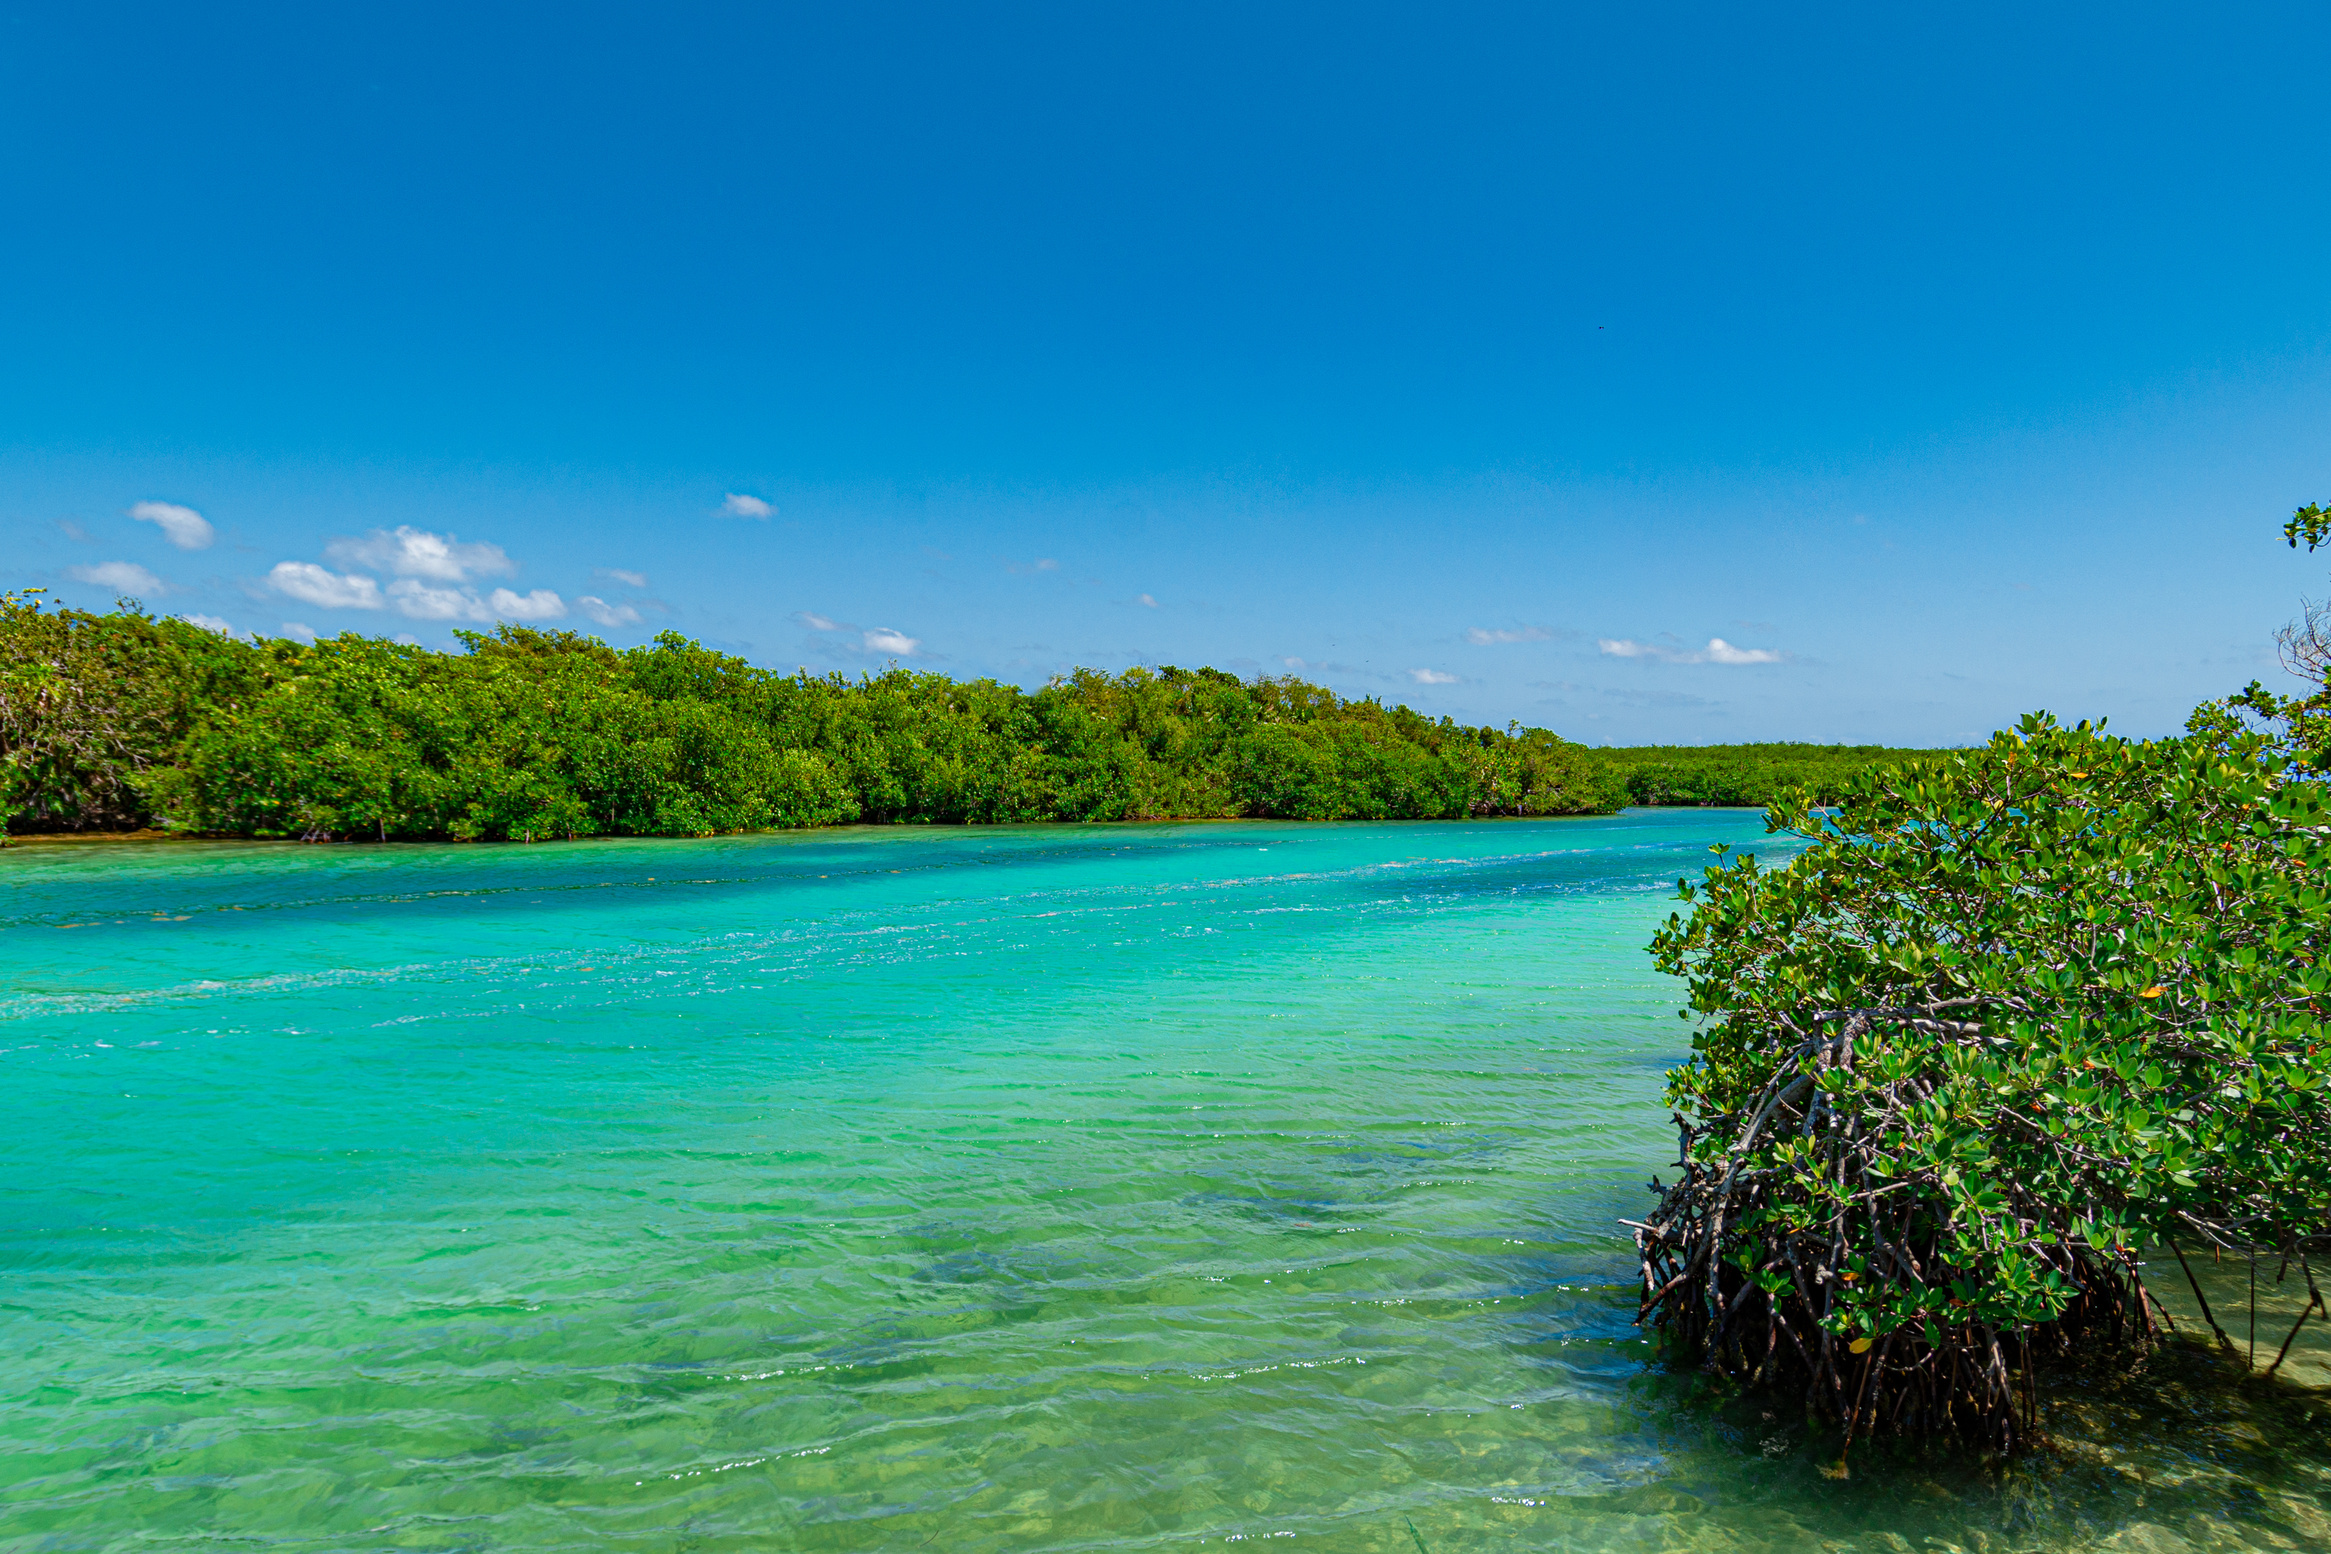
{"left": 5, "top": 812, "right": 2329, "bottom": 1551}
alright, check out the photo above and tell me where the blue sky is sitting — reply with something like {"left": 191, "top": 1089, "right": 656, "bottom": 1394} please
{"left": 6, "top": 2, "right": 2329, "bottom": 745}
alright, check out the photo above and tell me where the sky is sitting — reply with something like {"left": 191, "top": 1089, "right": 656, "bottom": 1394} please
{"left": 6, "top": 2, "right": 2330, "bottom": 745}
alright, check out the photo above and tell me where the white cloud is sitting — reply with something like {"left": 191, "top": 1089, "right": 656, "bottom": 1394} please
{"left": 393, "top": 632, "right": 421, "bottom": 645}
{"left": 489, "top": 588, "right": 566, "bottom": 621}
{"left": 577, "top": 594, "right": 641, "bottom": 627}
{"left": 1599, "top": 636, "right": 1783, "bottom": 665}
{"left": 269, "top": 561, "right": 382, "bottom": 609}
{"left": 722, "top": 493, "right": 774, "bottom": 519}
{"left": 178, "top": 613, "right": 239, "bottom": 637}
{"left": 1409, "top": 668, "right": 1461, "bottom": 685}
{"left": 798, "top": 610, "right": 920, "bottom": 656}
{"left": 375, "top": 579, "right": 565, "bottom": 622}
{"left": 1464, "top": 625, "right": 1550, "bottom": 645}
{"left": 280, "top": 622, "right": 319, "bottom": 643}
{"left": 67, "top": 560, "right": 165, "bottom": 593}
{"left": 130, "top": 500, "right": 214, "bottom": 550}
{"left": 386, "top": 578, "right": 480, "bottom": 620}
{"left": 1702, "top": 637, "right": 1784, "bottom": 665}
{"left": 1138, "top": 593, "right": 1159, "bottom": 607}
{"left": 325, "top": 526, "right": 513, "bottom": 583}
{"left": 595, "top": 567, "right": 649, "bottom": 588}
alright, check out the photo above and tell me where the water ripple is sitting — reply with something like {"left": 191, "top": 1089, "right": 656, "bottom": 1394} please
{"left": 5, "top": 815, "right": 2328, "bottom": 1550}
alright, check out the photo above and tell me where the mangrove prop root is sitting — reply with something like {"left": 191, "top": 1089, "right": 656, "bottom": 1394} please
{"left": 1632, "top": 1005, "right": 2158, "bottom": 1456}
{"left": 2170, "top": 1239, "right": 2239, "bottom": 1354}
{"left": 2264, "top": 1256, "right": 2326, "bottom": 1381}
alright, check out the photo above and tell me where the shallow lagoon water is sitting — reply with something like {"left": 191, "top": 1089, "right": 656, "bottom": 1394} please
{"left": 4, "top": 810, "right": 2329, "bottom": 1551}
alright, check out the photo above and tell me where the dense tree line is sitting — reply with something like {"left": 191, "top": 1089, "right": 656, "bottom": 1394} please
{"left": 1591, "top": 741, "right": 1937, "bottom": 807}
{"left": 0, "top": 591, "right": 1632, "bottom": 839}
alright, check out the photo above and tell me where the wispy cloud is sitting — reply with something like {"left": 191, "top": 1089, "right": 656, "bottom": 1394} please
{"left": 489, "top": 588, "right": 565, "bottom": 621}
{"left": 1464, "top": 625, "right": 1552, "bottom": 645}
{"left": 67, "top": 560, "right": 165, "bottom": 594}
{"left": 595, "top": 567, "right": 649, "bottom": 588}
{"left": 798, "top": 610, "right": 922, "bottom": 657}
{"left": 1006, "top": 557, "right": 1060, "bottom": 575}
{"left": 1599, "top": 636, "right": 1783, "bottom": 665}
{"left": 383, "top": 579, "right": 476, "bottom": 620}
{"left": 325, "top": 526, "right": 513, "bottom": 583}
{"left": 1692, "top": 638, "right": 1785, "bottom": 665}
{"left": 295, "top": 574, "right": 543, "bottom": 625}
{"left": 178, "top": 613, "right": 239, "bottom": 637}
{"left": 722, "top": 493, "right": 774, "bottom": 519}
{"left": 270, "top": 561, "right": 382, "bottom": 609}
{"left": 1138, "top": 593, "right": 1159, "bottom": 608}
{"left": 577, "top": 595, "right": 641, "bottom": 627}
{"left": 1409, "top": 668, "right": 1461, "bottom": 685}
{"left": 272, "top": 560, "right": 560, "bottom": 622}
{"left": 55, "top": 517, "right": 94, "bottom": 543}
{"left": 1596, "top": 685, "right": 1720, "bottom": 709}
{"left": 280, "top": 622, "right": 319, "bottom": 643}
{"left": 1278, "top": 655, "right": 1373, "bottom": 678}
{"left": 130, "top": 500, "right": 215, "bottom": 550}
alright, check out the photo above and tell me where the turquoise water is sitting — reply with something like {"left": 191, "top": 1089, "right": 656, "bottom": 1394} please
{"left": 5, "top": 811, "right": 2330, "bottom": 1552}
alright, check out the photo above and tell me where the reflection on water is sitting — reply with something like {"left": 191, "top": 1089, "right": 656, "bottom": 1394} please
{"left": 2, "top": 813, "right": 2327, "bottom": 1551}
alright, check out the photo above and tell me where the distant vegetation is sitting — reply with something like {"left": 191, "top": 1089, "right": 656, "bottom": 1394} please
{"left": 1588, "top": 742, "right": 1943, "bottom": 807}
{"left": 0, "top": 592, "right": 1636, "bottom": 839}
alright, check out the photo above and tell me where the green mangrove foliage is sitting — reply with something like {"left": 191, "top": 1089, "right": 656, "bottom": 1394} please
{"left": 0, "top": 591, "right": 1626, "bottom": 838}
{"left": 1593, "top": 743, "right": 1935, "bottom": 807}
{"left": 0, "top": 588, "right": 267, "bottom": 832}
{"left": 1635, "top": 715, "right": 2331, "bottom": 1454}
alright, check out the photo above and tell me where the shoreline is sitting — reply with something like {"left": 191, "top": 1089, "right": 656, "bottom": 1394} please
{"left": 0, "top": 805, "right": 1775, "bottom": 850}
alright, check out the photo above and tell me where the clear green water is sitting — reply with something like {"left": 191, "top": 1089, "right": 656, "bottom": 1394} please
{"left": 5, "top": 811, "right": 2329, "bottom": 1552}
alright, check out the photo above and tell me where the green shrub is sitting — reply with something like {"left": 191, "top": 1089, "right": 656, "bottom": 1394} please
{"left": 1637, "top": 714, "right": 2331, "bottom": 1453}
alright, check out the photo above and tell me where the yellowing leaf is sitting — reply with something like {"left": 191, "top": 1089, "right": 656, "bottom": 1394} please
{"left": 1849, "top": 1336, "right": 1873, "bottom": 1354}
{"left": 2139, "top": 986, "right": 2165, "bottom": 998}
